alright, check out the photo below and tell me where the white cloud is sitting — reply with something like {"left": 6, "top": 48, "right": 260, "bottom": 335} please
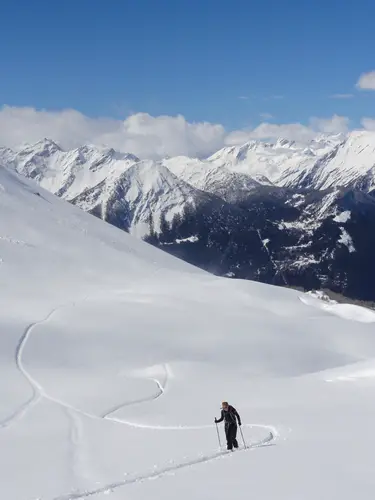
{"left": 330, "top": 94, "right": 354, "bottom": 99}
{"left": 309, "top": 115, "right": 350, "bottom": 134}
{"left": 259, "top": 112, "right": 274, "bottom": 120}
{"left": 0, "top": 106, "right": 354, "bottom": 159}
{"left": 361, "top": 117, "right": 375, "bottom": 130}
{"left": 0, "top": 106, "right": 119, "bottom": 150}
{"left": 356, "top": 71, "right": 375, "bottom": 90}
{"left": 238, "top": 96, "right": 249, "bottom": 100}
{"left": 0, "top": 106, "right": 226, "bottom": 159}
{"left": 226, "top": 115, "right": 349, "bottom": 145}
{"left": 115, "top": 113, "right": 226, "bottom": 158}
{"left": 226, "top": 122, "right": 316, "bottom": 145}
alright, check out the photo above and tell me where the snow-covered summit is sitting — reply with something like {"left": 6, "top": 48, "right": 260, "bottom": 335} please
{"left": 15, "top": 137, "right": 63, "bottom": 156}
{"left": 3, "top": 131, "right": 375, "bottom": 205}
{"left": 274, "top": 137, "right": 296, "bottom": 149}
{"left": 163, "top": 155, "right": 261, "bottom": 202}
{"left": 206, "top": 137, "right": 327, "bottom": 182}
{"left": 0, "top": 140, "right": 141, "bottom": 200}
{"left": 73, "top": 159, "right": 212, "bottom": 237}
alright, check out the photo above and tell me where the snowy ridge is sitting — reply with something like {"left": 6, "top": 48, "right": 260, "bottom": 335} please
{"left": 163, "top": 155, "right": 261, "bottom": 202}
{"left": 2, "top": 131, "right": 375, "bottom": 220}
{"left": 1, "top": 138, "right": 140, "bottom": 200}
{"left": 72, "top": 160, "right": 215, "bottom": 237}
{"left": 207, "top": 135, "right": 341, "bottom": 182}
{"left": 2, "top": 131, "right": 375, "bottom": 202}
{"left": 279, "top": 131, "right": 375, "bottom": 191}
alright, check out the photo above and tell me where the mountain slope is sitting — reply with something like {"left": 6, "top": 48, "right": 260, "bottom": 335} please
{"left": 72, "top": 160, "right": 218, "bottom": 237}
{"left": 0, "top": 138, "right": 140, "bottom": 199}
{"left": 2, "top": 164, "right": 375, "bottom": 500}
{"left": 163, "top": 156, "right": 262, "bottom": 202}
{"left": 279, "top": 131, "right": 375, "bottom": 192}
{"left": 3, "top": 131, "right": 375, "bottom": 197}
{"left": 207, "top": 136, "right": 341, "bottom": 182}
{"left": 267, "top": 187, "right": 375, "bottom": 299}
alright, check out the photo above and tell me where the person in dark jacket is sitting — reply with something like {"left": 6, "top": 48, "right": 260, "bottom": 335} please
{"left": 215, "top": 401, "right": 242, "bottom": 450}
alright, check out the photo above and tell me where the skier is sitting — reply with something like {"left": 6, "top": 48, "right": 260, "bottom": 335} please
{"left": 215, "top": 401, "right": 242, "bottom": 450}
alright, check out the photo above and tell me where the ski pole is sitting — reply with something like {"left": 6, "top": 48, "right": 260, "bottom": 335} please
{"left": 239, "top": 425, "right": 247, "bottom": 449}
{"left": 215, "top": 422, "right": 222, "bottom": 448}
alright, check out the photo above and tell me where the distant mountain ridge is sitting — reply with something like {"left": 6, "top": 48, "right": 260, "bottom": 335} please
{"left": 2, "top": 132, "right": 375, "bottom": 301}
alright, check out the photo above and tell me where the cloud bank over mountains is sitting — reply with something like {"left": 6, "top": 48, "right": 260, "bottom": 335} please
{"left": 0, "top": 105, "right": 372, "bottom": 159}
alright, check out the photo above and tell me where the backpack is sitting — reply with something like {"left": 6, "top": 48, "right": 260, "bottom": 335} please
{"left": 227, "top": 405, "right": 237, "bottom": 424}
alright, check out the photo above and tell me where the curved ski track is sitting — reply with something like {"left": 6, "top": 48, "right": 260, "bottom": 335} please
{"left": 0, "top": 304, "right": 71, "bottom": 429}
{"left": 102, "top": 365, "right": 169, "bottom": 419}
{"left": 6, "top": 300, "right": 277, "bottom": 499}
{"left": 53, "top": 430, "right": 275, "bottom": 500}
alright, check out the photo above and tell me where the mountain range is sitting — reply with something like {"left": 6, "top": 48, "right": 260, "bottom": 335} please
{"left": 2, "top": 131, "right": 375, "bottom": 301}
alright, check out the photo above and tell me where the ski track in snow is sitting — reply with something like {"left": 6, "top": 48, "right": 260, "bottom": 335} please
{"left": 66, "top": 407, "right": 92, "bottom": 487}
{"left": 52, "top": 431, "right": 275, "bottom": 500}
{"left": 5, "top": 301, "right": 277, "bottom": 498}
{"left": 101, "top": 364, "right": 169, "bottom": 419}
{"left": 0, "top": 304, "right": 72, "bottom": 429}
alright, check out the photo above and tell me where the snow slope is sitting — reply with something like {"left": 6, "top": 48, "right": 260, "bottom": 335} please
{"left": 1, "top": 165, "right": 375, "bottom": 500}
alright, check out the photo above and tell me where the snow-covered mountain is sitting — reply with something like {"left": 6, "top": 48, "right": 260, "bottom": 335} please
{"left": 4, "top": 132, "right": 375, "bottom": 205}
{"left": 279, "top": 131, "right": 375, "bottom": 192}
{"left": 152, "top": 181, "right": 375, "bottom": 300}
{"left": 203, "top": 131, "right": 375, "bottom": 194}
{"left": 162, "top": 155, "right": 262, "bottom": 203}
{"left": 2, "top": 162, "right": 375, "bottom": 500}
{"left": 3, "top": 132, "right": 375, "bottom": 198}
{"left": 206, "top": 135, "right": 341, "bottom": 183}
{"left": 72, "top": 160, "right": 219, "bottom": 238}
{"left": 2, "top": 133, "right": 375, "bottom": 301}
{"left": 0, "top": 138, "right": 140, "bottom": 199}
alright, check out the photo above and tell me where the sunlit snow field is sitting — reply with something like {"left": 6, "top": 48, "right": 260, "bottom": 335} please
{"left": 1, "top": 165, "right": 375, "bottom": 500}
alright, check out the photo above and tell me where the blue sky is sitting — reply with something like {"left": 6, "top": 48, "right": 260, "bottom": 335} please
{"left": 1, "top": 0, "right": 375, "bottom": 155}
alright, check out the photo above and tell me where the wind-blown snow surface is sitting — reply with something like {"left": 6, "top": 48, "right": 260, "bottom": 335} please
{"left": 1, "top": 165, "right": 375, "bottom": 500}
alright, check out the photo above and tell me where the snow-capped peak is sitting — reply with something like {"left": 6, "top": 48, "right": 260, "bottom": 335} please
{"left": 118, "top": 160, "right": 197, "bottom": 196}
{"left": 163, "top": 155, "right": 260, "bottom": 202}
{"left": 0, "top": 140, "right": 143, "bottom": 201}
{"left": 17, "top": 137, "right": 63, "bottom": 156}
{"left": 275, "top": 138, "right": 296, "bottom": 149}
{"left": 72, "top": 159, "right": 211, "bottom": 238}
{"left": 3, "top": 129, "right": 375, "bottom": 218}
{"left": 279, "top": 130, "right": 375, "bottom": 191}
